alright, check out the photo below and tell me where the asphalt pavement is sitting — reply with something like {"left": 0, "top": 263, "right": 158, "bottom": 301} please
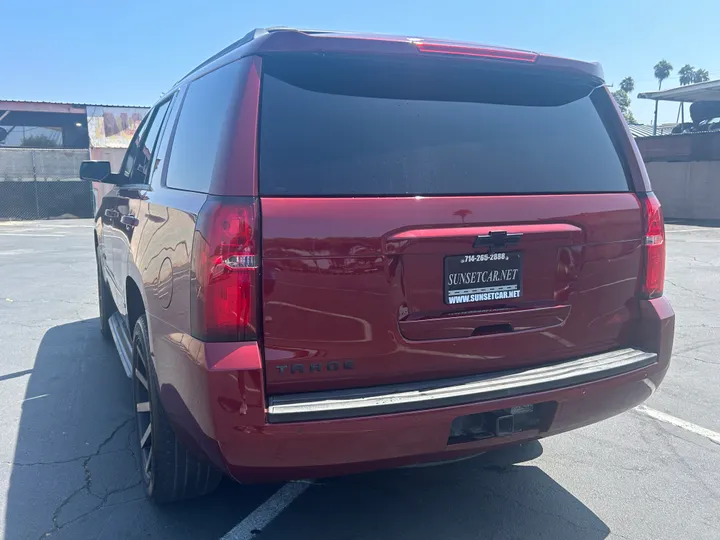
{"left": 0, "top": 219, "right": 718, "bottom": 540}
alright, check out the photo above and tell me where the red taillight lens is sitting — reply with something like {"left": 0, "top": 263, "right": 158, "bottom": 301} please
{"left": 416, "top": 42, "right": 538, "bottom": 62}
{"left": 639, "top": 192, "right": 665, "bottom": 299}
{"left": 191, "top": 197, "right": 259, "bottom": 342}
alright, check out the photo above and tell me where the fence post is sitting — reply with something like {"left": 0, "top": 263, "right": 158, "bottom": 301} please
{"left": 31, "top": 150, "right": 41, "bottom": 219}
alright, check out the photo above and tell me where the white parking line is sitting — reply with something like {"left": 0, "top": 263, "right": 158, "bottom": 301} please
{"left": 636, "top": 405, "right": 720, "bottom": 445}
{"left": 215, "top": 407, "right": 720, "bottom": 540}
{"left": 221, "top": 481, "right": 312, "bottom": 540}
{"left": 0, "top": 233, "right": 66, "bottom": 237}
{"left": 22, "top": 394, "right": 49, "bottom": 403}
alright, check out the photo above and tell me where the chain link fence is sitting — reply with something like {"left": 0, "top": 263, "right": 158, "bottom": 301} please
{"left": 0, "top": 148, "right": 93, "bottom": 220}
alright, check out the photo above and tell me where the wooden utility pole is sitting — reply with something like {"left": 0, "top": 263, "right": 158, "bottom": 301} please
{"left": 653, "top": 100, "right": 659, "bottom": 136}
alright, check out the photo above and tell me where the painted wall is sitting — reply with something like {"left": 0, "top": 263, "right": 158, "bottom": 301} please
{"left": 86, "top": 106, "right": 149, "bottom": 216}
{"left": 647, "top": 160, "right": 720, "bottom": 221}
{"left": 86, "top": 106, "right": 149, "bottom": 149}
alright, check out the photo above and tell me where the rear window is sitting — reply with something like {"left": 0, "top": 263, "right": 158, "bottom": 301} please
{"left": 259, "top": 56, "right": 630, "bottom": 196}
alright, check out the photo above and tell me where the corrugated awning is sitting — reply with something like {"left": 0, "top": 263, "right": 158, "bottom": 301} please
{"left": 637, "top": 79, "right": 720, "bottom": 102}
{"left": 0, "top": 100, "right": 86, "bottom": 114}
{"left": 628, "top": 124, "right": 676, "bottom": 137}
{"left": 0, "top": 100, "right": 149, "bottom": 114}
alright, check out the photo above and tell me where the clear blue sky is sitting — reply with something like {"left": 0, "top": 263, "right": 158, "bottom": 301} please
{"left": 4, "top": 0, "right": 718, "bottom": 125}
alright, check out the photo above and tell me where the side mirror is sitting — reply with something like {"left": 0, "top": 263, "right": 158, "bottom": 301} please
{"left": 80, "top": 161, "right": 113, "bottom": 183}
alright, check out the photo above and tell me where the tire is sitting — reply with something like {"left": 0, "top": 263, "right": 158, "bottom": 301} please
{"left": 132, "top": 315, "right": 222, "bottom": 503}
{"left": 96, "top": 252, "right": 113, "bottom": 341}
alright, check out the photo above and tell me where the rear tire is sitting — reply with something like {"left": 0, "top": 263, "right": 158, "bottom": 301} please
{"left": 96, "top": 252, "right": 113, "bottom": 341}
{"left": 132, "top": 315, "right": 222, "bottom": 503}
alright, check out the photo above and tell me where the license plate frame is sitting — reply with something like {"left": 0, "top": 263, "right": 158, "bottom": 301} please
{"left": 444, "top": 252, "right": 523, "bottom": 305}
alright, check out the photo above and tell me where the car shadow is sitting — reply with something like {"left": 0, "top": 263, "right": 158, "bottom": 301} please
{"left": 260, "top": 449, "right": 611, "bottom": 540}
{"left": 6, "top": 318, "right": 610, "bottom": 540}
{"left": 4, "top": 318, "right": 276, "bottom": 540}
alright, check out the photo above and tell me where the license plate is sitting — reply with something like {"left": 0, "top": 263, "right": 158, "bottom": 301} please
{"left": 444, "top": 252, "right": 523, "bottom": 305}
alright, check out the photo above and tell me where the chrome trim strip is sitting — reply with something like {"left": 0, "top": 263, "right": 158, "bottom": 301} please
{"left": 268, "top": 348, "right": 657, "bottom": 423}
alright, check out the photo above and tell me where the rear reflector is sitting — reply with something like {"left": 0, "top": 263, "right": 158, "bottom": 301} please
{"left": 639, "top": 192, "right": 665, "bottom": 299}
{"left": 416, "top": 42, "right": 538, "bottom": 62}
{"left": 191, "top": 197, "right": 259, "bottom": 342}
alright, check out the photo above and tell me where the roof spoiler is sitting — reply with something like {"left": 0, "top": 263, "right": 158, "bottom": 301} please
{"left": 179, "top": 27, "right": 604, "bottom": 85}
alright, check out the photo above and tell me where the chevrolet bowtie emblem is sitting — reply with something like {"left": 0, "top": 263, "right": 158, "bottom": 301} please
{"left": 473, "top": 231, "right": 522, "bottom": 251}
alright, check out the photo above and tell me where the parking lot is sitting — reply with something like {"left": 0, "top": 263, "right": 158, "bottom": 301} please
{"left": 0, "top": 219, "right": 718, "bottom": 540}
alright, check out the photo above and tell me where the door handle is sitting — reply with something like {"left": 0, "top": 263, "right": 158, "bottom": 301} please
{"left": 105, "top": 209, "right": 119, "bottom": 218}
{"left": 146, "top": 213, "right": 166, "bottom": 223}
{"left": 121, "top": 215, "right": 140, "bottom": 228}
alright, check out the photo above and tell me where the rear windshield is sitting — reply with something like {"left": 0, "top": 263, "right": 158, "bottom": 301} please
{"left": 259, "top": 55, "right": 629, "bottom": 197}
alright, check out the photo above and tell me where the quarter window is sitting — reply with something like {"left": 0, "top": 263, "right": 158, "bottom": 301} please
{"left": 165, "top": 61, "right": 244, "bottom": 193}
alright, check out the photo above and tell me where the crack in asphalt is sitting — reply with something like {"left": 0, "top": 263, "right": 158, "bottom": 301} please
{"left": 633, "top": 410, "right": 720, "bottom": 453}
{"left": 3, "top": 448, "right": 131, "bottom": 468}
{"left": 679, "top": 356, "right": 720, "bottom": 366}
{"left": 647, "top": 419, "right": 720, "bottom": 490}
{"left": 546, "top": 452, "right": 657, "bottom": 475}
{"left": 672, "top": 349, "right": 720, "bottom": 366}
{"left": 38, "top": 417, "right": 136, "bottom": 539}
{"left": 665, "top": 278, "right": 717, "bottom": 300}
{"left": 93, "top": 496, "right": 148, "bottom": 540}
{"left": 672, "top": 339, "right": 718, "bottom": 356}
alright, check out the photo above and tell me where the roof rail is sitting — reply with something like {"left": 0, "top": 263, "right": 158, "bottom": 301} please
{"left": 265, "top": 26, "right": 341, "bottom": 35}
{"left": 177, "top": 28, "right": 269, "bottom": 83}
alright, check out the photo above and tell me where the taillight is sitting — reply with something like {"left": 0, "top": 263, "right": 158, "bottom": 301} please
{"left": 639, "top": 192, "right": 665, "bottom": 299}
{"left": 416, "top": 42, "right": 538, "bottom": 63}
{"left": 191, "top": 197, "right": 259, "bottom": 342}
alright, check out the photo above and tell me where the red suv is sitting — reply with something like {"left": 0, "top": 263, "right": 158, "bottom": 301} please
{"left": 80, "top": 28, "right": 674, "bottom": 502}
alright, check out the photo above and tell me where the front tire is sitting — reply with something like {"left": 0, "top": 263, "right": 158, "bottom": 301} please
{"left": 132, "top": 315, "right": 222, "bottom": 503}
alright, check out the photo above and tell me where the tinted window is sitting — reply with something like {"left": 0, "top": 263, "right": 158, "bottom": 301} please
{"left": 259, "top": 57, "right": 630, "bottom": 196}
{"left": 121, "top": 115, "right": 149, "bottom": 180}
{"left": 147, "top": 95, "right": 179, "bottom": 186}
{"left": 126, "top": 99, "right": 171, "bottom": 185}
{"left": 166, "top": 61, "right": 244, "bottom": 193}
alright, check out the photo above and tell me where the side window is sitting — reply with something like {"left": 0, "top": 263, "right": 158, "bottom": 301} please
{"left": 120, "top": 115, "right": 150, "bottom": 180}
{"left": 147, "top": 93, "right": 181, "bottom": 187}
{"left": 165, "top": 60, "right": 244, "bottom": 193}
{"left": 126, "top": 99, "right": 172, "bottom": 185}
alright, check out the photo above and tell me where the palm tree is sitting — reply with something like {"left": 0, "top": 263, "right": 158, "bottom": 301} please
{"left": 692, "top": 68, "right": 710, "bottom": 83}
{"left": 676, "top": 66, "right": 709, "bottom": 125}
{"left": 677, "top": 65, "right": 695, "bottom": 124}
{"left": 612, "top": 77, "right": 636, "bottom": 124}
{"left": 619, "top": 77, "right": 635, "bottom": 93}
{"left": 678, "top": 64, "right": 695, "bottom": 86}
{"left": 654, "top": 60, "right": 673, "bottom": 90}
{"left": 653, "top": 60, "right": 673, "bottom": 135}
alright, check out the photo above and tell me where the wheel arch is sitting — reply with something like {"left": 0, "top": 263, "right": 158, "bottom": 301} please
{"left": 126, "top": 277, "right": 146, "bottom": 338}
{"left": 126, "top": 263, "right": 154, "bottom": 360}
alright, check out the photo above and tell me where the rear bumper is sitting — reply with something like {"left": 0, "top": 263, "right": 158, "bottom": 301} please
{"left": 268, "top": 348, "right": 657, "bottom": 423}
{"left": 152, "top": 297, "right": 674, "bottom": 483}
